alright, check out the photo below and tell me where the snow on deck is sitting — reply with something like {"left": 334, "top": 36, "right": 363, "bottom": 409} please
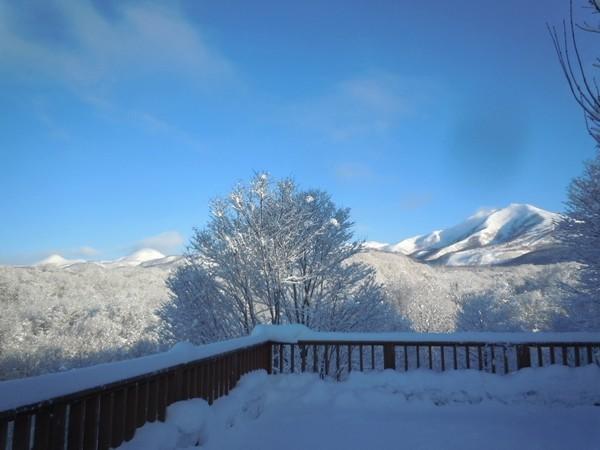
{"left": 118, "top": 365, "right": 600, "bottom": 450}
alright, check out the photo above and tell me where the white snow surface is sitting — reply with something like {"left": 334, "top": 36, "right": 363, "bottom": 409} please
{"left": 34, "top": 254, "right": 85, "bottom": 267}
{"left": 369, "top": 203, "right": 560, "bottom": 266}
{"left": 31, "top": 248, "right": 170, "bottom": 269}
{"left": 1, "top": 325, "right": 599, "bottom": 412}
{"left": 118, "top": 366, "right": 600, "bottom": 450}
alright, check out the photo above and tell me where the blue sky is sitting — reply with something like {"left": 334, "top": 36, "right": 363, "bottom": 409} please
{"left": 1, "top": 0, "right": 598, "bottom": 264}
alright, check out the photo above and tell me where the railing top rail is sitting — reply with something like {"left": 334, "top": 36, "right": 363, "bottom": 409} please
{"left": 259, "top": 327, "right": 600, "bottom": 345}
{"left": 294, "top": 339, "right": 600, "bottom": 346}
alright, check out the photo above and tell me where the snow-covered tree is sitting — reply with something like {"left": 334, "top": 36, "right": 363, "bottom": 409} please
{"left": 162, "top": 174, "right": 396, "bottom": 344}
{"left": 556, "top": 149, "right": 600, "bottom": 297}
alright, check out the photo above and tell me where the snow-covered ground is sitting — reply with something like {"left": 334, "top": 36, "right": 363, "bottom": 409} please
{"left": 118, "top": 365, "right": 600, "bottom": 450}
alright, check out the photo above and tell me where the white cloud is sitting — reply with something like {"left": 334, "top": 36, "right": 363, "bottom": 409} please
{"left": 334, "top": 163, "right": 375, "bottom": 181}
{"left": 136, "top": 231, "right": 184, "bottom": 255}
{"left": 75, "top": 246, "right": 99, "bottom": 257}
{"left": 287, "top": 71, "right": 431, "bottom": 141}
{"left": 0, "top": 1, "right": 233, "bottom": 90}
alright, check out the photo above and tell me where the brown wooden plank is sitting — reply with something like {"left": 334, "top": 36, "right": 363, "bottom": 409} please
{"left": 453, "top": 345, "right": 458, "bottom": 370}
{"left": 111, "top": 389, "right": 126, "bottom": 448}
{"left": 13, "top": 414, "right": 31, "bottom": 450}
{"left": 383, "top": 343, "right": 395, "bottom": 370}
{"left": 158, "top": 375, "right": 168, "bottom": 421}
{"left": 147, "top": 379, "right": 158, "bottom": 422}
{"left": 49, "top": 403, "right": 67, "bottom": 450}
{"left": 33, "top": 408, "right": 51, "bottom": 450}
{"left": 67, "top": 399, "right": 85, "bottom": 450}
{"left": 428, "top": 345, "right": 433, "bottom": 369}
{"left": 97, "top": 393, "right": 113, "bottom": 450}
{"left": 0, "top": 418, "right": 7, "bottom": 450}
{"left": 83, "top": 395, "right": 100, "bottom": 450}
{"left": 191, "top": 366, "right": 199, "bottom": 398}
{"left": 124, "top": 384, "right": 138, "bottom": 442}
{"left": 136, "top": 381, "right": 148, "bottom": 429}
{"left": 441, "top": 346, "right": 446, "bottom": 371}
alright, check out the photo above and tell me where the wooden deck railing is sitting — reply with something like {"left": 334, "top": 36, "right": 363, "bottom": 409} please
{"left": 272, "top": 340, "right": 600, "bottom": 378}
{"left": 0, "top": 334, "right": 598, "bottom": 450}
{"left": 0, "top": 342, "right": 271, "bottom": 450}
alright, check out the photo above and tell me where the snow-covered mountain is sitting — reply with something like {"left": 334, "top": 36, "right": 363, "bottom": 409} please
{"left": 34, "top": 248, "right": 179, "bottom": 269}
{"left": 368, "top": 204, "right": 564, "bottom": 266}
{"left": 35, "top": 254, "right": 85, "bottom": 267}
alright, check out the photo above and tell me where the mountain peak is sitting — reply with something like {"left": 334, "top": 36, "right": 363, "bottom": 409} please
{"left": 367, "top": 204, "right": 562, "bottom": 266}
{"left": 35, "top": 254, "right": 84, "bottom": 267}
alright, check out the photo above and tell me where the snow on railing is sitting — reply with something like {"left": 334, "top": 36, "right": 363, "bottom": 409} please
{"left": 1, "top": 326, "right": 599, "bottom": 450}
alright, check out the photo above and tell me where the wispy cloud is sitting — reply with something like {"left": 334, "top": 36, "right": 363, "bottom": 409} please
{"left": 399, "top": 193, "right": 433, "bottom": 211}
{"left": 74, "top": 246, "right": 99, "bottom": 257}
{"left": 334, "top": 162, "right": 375, "bottom": 181}
{"left": 287, "top": 71, "right": 433, "bottom": 141}
{"left": 135, "top": 231, "right": 184, "bottom": 255}
{"left": 0, "top": 1, "right": 233, "bottom": 89}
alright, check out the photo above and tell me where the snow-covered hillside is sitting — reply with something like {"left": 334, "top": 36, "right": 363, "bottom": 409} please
{"left": 369, "top": 204, "right": 563, "bottom": 266}
{"left": 34, "top": 248, "right": 182, "bottom": 269}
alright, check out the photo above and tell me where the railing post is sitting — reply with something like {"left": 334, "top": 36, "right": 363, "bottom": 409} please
{"left": 383, "top": 343, "right": 396, "bottom": 370}
{"left": 517, "top": 345, "right": 531, "bottom": 370}
{"left": 266, "top": 343, "right": 273, "bottom": 374}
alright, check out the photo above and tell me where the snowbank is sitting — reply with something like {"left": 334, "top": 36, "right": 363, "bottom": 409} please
{"left": 118, "top": 365, "right": 600, "bottom": 450}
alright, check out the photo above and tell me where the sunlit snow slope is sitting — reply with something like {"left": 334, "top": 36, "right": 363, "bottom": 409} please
{"left": 368, "top": 204, "right": 564, "bottom": 266}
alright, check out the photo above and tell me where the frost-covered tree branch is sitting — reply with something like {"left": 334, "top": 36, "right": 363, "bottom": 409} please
{"left": 162, "top": 174, "right": 398, "bottom": 344}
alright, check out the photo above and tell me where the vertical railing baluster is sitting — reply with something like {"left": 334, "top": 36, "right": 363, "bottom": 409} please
{"left": 550, "top": 346, "right": 556, "bottom": 364}
{"left": 465, "top": 346, "right": 470, "bottom": 369}
{"left": 453, "top": 345, "right": 458, "bottom": 370}
{"left": 98, "top": 394, "right": 113, "bottom": 450}
{"left": 441, "top": 346, "right": 446, "bottom": 371}
{"left": 347, "top": 345, "right": 352, "bottom": 372}
{"left": 416, "top": 345, "right": 420, "bottom": 369}
{"left": 371, "top": 345, "right": 375, "bottom": 370}
{"left": 428, "top": 345, "right": 433, "bottom": 369}
{"left": 279, "top": 344, "right": 284, "bottom": 373}
{"left": 359, "top": 345, "right": 364, "bottom": 371}
{"left": 313, "top": 344, "right": 318, "bottom": 373}
{"left": 291, "top": 345, "right": 296, "bottom": 373}
{"left": 13, "top": 414, "right": 31, "bottom": 450}
{"left": 403, "top": 345, "right": 408, "bottom": 371}
{"left": 33, "top": 408, "right": 51, "bottom": 450}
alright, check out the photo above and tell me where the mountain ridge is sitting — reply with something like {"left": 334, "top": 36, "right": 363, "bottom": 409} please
{"left": 365, "top": 203, "right": 564, "bottom": 266}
